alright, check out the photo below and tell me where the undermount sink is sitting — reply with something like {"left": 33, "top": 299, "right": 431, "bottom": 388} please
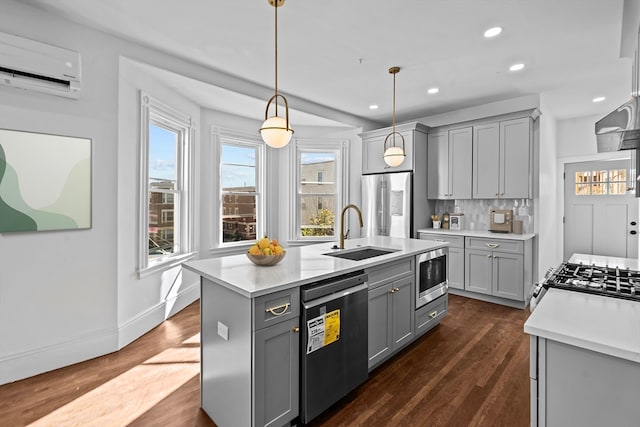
{"left": 324, "top": 246, "right": 398, "bottom": 261}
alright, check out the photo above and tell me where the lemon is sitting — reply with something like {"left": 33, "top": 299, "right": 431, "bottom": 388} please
{"left": 258, "top": 236, "right": 270, "bottom": 249}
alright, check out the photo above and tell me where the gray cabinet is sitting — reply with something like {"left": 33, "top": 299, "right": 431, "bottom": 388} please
{"left": 415, "top": 294, "right": 448, "bottom": 337}
{"left": 473, "top": 117, "right": 532, "bottom": 199}
{"left": 464, "top": 237, "right": 525, "bottom": 301}
{"left": 418, "top": 232, "right": 464, "bottom": 290}
{"left": 200, "top": 282, "right": 300, "bottom": 427}
{"left": 253, "top": 317, "right": 299, "bottom": 427}
{"left": 366, "top": 258, "right": 415, "bottom": 370}
{"left": 427, "top": 127, "right": 472, "bottom": 199}
{"left": 361, "top": 122, "right": 428, "bottom": 174}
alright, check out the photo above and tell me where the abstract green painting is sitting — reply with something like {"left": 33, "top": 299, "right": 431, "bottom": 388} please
{"left": 0, "top": 129, "right": 91, "bottom": 232}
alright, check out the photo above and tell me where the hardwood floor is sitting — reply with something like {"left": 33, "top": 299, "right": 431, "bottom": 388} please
{"left": 0, "top": 294, "right": 531, "bottom": 427}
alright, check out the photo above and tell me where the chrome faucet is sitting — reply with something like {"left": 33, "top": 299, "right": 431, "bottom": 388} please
{"left": 339, "top": 204, "right": 364, "bottom": 249}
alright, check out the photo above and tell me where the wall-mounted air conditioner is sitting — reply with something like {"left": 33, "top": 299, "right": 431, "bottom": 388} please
{"left": 0, "top": 31, "right": 81, "bottom": 99}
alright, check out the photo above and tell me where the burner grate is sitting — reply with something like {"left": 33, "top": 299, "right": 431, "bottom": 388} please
{"left": 544, "top": 262, "right": 640, "bottom": 301}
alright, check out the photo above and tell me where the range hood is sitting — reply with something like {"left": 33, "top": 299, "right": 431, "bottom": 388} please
{"left": 595, "top": 97, "right": 640, "bottom": 152}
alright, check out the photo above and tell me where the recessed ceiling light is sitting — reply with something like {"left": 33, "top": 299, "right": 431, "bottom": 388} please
{"left": 592, "top": 96, "right": 606, "bottom": 103}
{"left": 484, "top": 27, "right": 502, "bottom": 38}
{"left": 509, "top": 63, "right": 525, "bottom": 72}
{"left": 369, "top": 104, "right": 379, "bottom": 110}
{"left": 427, "top": 87, "right": 439, "bottom": 95}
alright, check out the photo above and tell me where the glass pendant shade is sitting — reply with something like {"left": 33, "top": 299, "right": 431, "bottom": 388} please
{"left": 384, "top": 145, "right": 405, "bottom": 167}
{"left": 261, "top": 115, "right": 293, "bottom": 148}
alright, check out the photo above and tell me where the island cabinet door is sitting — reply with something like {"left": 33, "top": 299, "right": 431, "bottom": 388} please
{"left": 391, "top": 275, "right": 414, "bottom": 351}
{"left": 253, "top": 317, "right": 299, "bottom": 427}
{"left": 368, "top": 283, "right": 393, "bottom": 370}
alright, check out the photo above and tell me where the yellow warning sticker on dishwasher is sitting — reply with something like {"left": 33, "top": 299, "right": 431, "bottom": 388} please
{"left": 306, "top": 309, "right": 341, "bottom": 354}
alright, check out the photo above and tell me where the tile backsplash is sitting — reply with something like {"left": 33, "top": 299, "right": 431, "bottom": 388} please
{"left": 433, "top": 199, "right": 534, "bottom": 233}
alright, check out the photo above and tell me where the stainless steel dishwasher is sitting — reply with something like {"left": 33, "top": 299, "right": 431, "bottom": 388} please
{"left": 300, "top": 270, "right": 369, "bottom": 424}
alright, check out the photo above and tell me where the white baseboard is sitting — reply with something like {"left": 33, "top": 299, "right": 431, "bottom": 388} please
{"left": 0, "top": 327, "right": 118, "bottom": 385}
{"left": 118, "top": 280, "right": 200, "bottom": 349}
{"left": 0, "top": 280, "right": 200, "bottom": 385}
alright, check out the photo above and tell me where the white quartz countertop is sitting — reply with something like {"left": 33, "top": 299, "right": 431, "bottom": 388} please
{"left": 524, "top": 288, "right": 640, "bottom": 363}
{"left": 183, "top": 236, "right": 447, "bottom": 298}
{"left": 416, "top": 228, "right": 535, "bottom": 241}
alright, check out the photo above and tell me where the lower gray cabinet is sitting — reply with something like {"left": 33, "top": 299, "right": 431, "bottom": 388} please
{"left": 367, "top": 275, "right": 415, "bottom": 370}
{"left": 464, "top": 237, "right": 525, "bottom": 301}
{"left": 415, "top": 294, "right": 448, "bottom": 337}
{"left": 253, "top": 317, "right": 299, "bottom": 427}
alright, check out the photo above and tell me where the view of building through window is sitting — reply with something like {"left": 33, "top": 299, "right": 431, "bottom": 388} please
{"left": 221, "top": 143, "right": 258, "bottom": 243}
{"left": 574, "top": 168, "right": 629, "bottom": 195}
{"left": 299, "top": 152, "right": 337, "bottom": 237}
{"left": 148, "top": 123, "right": 178, "bottom": 258}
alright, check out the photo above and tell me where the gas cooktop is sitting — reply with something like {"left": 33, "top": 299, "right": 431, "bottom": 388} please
{"left": 542, "top": 262, "right": 640, "bottom": 302}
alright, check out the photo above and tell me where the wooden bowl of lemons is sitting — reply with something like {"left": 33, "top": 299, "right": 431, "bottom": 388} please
{"left": 246, "top": 236, "right": 286, "bottom": 266}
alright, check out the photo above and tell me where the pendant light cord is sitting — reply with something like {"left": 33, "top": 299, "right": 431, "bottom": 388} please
{"left": 392, "top": 70, "right": 396, "bottom": 144}
{"left": 274, "top": 2, "right": 279, "bottom": 116}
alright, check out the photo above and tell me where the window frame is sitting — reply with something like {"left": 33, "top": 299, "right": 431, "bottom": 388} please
{"left": 138, "top": 92, "right": 195, "bottom": 277}
{"left": 212, "top": 127, "right": 266, "bottom": 250}
{"left": 289, "top": 138, "right": 349, "bottom": 243}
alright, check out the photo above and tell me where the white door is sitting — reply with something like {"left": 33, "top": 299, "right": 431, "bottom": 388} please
{"left": 564, "top": 159, "right": 639, "bottom": 260}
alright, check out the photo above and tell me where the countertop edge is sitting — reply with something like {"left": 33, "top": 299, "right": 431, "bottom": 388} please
{"left": 417, "top": 229, "right": 536, "bottom": 241}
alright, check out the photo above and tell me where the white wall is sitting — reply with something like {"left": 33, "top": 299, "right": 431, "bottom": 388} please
{"left": 0, "top": 1, "right": 369, "bottom": 384}
{"left": 0, "top": 1, "right": 120, "bottom": 383}
{"left": 537, "top": 96, "right": 560, "bottom": 276}
{"left": 554, "top": 114, "right": 635, "bottom": 263}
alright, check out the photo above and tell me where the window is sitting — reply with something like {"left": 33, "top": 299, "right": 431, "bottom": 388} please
{"left": 139, "top": 92, "right": 194, "bottom": 273}
{"left": 215, "top": 128, "right": 265, "bottom": 246}
{"left": 574, "top": 168, "right": 630, "bottom": 195}
{"left": 291, "top": 139, "right": 349, "bottom": 241}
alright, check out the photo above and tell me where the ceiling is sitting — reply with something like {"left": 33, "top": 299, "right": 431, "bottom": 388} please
{"left": 21, "top": 0, "right": 635, "bottom": 127}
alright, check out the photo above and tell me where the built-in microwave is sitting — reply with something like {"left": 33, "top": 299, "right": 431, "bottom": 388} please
{"left": 415, "top": 248, "right": 448, "bottom": 309}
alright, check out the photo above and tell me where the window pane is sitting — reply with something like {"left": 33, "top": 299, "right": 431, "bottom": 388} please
{"left": 149, "top": 124, "right": 177, "bottom": 184}
{"left": 609, "top": 182, "right": 627, "bottom": 194}
{"left": 592, "top": 170, "right": 607, "bottom": 183}
{"left": 149, "top": 190, "right": 175, "bottom": 258}
{"left": 609, "top": 169, "right": 626, "bottom": 182}
{"left": 221, "top": 165, "right": 256, "bottom": 190}
{"left": 575, "top": 184, "right": 590, "bottom": 195}
{"left": 221, "top": 144, "right": 257, "bottom": 192}
{"left": 300, "top": 152, "right": 336, "bottom": 195}
{"left": 300, "top": 195, "right": 335, "bottom": 236}
{"left": 591, "top": 183, "right": 606, "bottom": 195}
{"left": 575, "top": 171, "right": 590, "bottom": 184}
{"left": 222, "top": 194, "right": 257, "bottom": 242}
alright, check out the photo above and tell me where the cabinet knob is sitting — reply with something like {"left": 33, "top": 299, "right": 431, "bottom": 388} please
{"left": 293, "top": 326, "right": 300, "bottom": 333}
{"left": 495, "top": 193, "right": 499, "bottom": 197}
{"left": 389, "top": 288, "right": 396, "bottom": 294}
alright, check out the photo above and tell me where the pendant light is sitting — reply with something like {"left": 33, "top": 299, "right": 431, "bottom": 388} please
{"left": 259, "top": 0, "right": 294, "bottom": 148}
{"left": 383, "top": 66, "right": 406, "bottom": 167}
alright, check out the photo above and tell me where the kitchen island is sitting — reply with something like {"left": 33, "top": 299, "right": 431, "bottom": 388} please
{"left": 524, "top": 253, "right": 640, "bottom": 427}
{"left": 183, "top": 236, "right": 448, "bottom": 427}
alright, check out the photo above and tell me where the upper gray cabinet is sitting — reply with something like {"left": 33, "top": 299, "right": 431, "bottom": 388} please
{"left": 473, "top": 117, "right": 532, "bottom": 199}
{"left": 427, "top": 126, "right": 472, "bottom": 199}
{"left": 361, "top": 122, "right": 428, "bottom": 174}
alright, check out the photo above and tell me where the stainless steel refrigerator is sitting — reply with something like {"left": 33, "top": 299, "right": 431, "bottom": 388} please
{"left": 361, "top": 171, "right": 413, "bottom": 238}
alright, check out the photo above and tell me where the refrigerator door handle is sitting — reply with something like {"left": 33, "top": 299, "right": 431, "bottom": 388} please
{"left": 379, "top": 180, "right": 387, "bottom": 235}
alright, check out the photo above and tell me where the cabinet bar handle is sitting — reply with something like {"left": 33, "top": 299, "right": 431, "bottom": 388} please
{"left": 434, "top": 239, "right": 445, "bottom": 242}
{"left": 265, "top": 303, "right": 290, "bottom": 316}
{"left": 486, "top": 243, "right": 499, "bottom": 249}
{"left": 430, "top": 311, "right": 438, "bottom": 318}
